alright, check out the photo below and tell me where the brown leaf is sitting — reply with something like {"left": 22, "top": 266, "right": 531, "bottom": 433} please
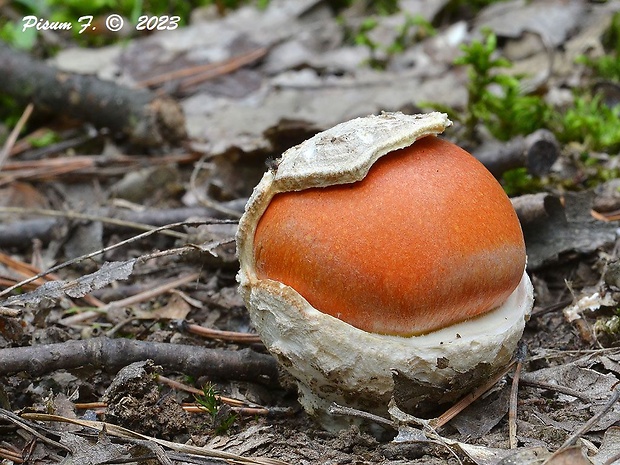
{"left": 543, "top": 446, "right": 592, "bottom": 465}
{"left": 151, "top": 293, "right": 192, "bottom": 320}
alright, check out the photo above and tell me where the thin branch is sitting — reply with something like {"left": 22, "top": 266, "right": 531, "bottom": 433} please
{"left": 0, "top": 207, "right": 189, "bottom": 239}
{"left": 328, "top": 403, "right": 396, "bottom": 429}
{"left": 184, "top": 322, "right": 262, "bottom": 344}
{"left": 103, "top": 272, "right": 200, "bottom": 314}
{"left": 0, "top": 408, "right": 70, "bottom": 452}
{"left": 137, "top": 47, "right": 267, "bottom": 89}
{"left": 0, "top": 220, "right": 236, "bottom": 298}
{"left": 517, "top": 374, "right": 593, "bottom": 402}
{"left": 0, "top": 337, "right": 279, "bottom": 383}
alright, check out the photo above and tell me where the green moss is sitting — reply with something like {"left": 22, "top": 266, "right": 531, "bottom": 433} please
{"left": 501, "top": 167, "right": 545, "bottom": 196}
{"left": 557, "top": 94, "right": 620, "bottom": 153}
{"left": 577, "top": 11, "right": 620, "bottom": 82}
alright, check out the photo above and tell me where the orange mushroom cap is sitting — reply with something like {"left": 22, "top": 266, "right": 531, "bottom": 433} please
{"left": 253, "top": 135, "right": 526, "bottom": 337}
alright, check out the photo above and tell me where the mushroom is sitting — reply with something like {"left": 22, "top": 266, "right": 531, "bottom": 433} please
{"left": 236, "top": 112, "right": 534, "bottom": 429}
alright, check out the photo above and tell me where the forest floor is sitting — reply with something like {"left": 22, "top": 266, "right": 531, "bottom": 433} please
{"left": 1, "top": 0, "right": 620, "bottom": 464}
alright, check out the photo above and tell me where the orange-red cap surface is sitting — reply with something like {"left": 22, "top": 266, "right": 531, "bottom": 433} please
{"left": 253, "top": 136, "right": 526, "bottom": 336}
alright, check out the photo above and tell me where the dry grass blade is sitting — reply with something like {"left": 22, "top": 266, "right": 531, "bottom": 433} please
{"left": 0, "top": 250, "right": 104, "bottom": 308}
{"left": 101, "top": 272, "right": 200, "bottom": 313}
{"left": 20, "top": 413, "right": 290, "bottom": 465}
{"left": 158, "top": 374, "right": 247, "bottom": 407}
{"left": 0, "top": 103, "right": 33, "bottom": 171}
{"left": 0, "top": 446, "right": 23, "bottom": 463}
{"left": 0, "top": 250, "right": 57, "bottom": 287}
{"left": 0, "top": 152, "right": 200, "bottom": 184}
{"left": 0, "top": 158, "right": 94, "bottom": 186}
{"left": 591, "top": 209, "right": 620, "bottom": 222}
{"left": 509, "top": 344, "right": 527, "bottom": 449}
{"left": 137, "top": 47, "right": 267, "bottom": 89}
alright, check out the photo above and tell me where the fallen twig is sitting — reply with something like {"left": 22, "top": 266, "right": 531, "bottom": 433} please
{"left": 0, "top": 409, "right": 69, "bottom": 452}
{"left": 158, "top": 374, "right": 246, "bottom": 407}
{"left": 0, "top": 206, "right": 189, "bottom": 239}
{"left": 137, "top": 47, "right": 268, "bottom": 92}
{"left": 0, "top": 251, "right": 104, "bottom": 308}
{"left": 0, "top": 47, "right": 185, "bottom": 146}
{"left": 0, "top": 152, "right": 200, "bottom": 184}
{"left": 0, "top": 446, "right": 23, "bottom": 464}
{"left": 518, "top": 373, "right": 593, "bottom": 402}
{"left": 0, "top": 205, "right": 243, "bottom": 249}
{"left": 433, "top": 359, "right": 518, "bottom": 429}
{"left": 473, "top": 129, "right": 559, "bottom": 179}
{"left": 511, "top": 193, "right": 564, "bottom": 230}
{"left": 58, "top": 273, "right": 201, "bottom": 328}
{"left": 0, "top": 337, "right": 279, "bottom": 385}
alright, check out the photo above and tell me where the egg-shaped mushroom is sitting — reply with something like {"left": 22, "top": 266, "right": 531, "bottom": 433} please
{"left": 236, "top": 112, "right": 533, "bottom": 429}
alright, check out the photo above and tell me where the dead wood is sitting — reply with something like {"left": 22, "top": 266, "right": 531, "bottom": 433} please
{"left": 0, "top": 47, "right": 186, "bottom": 147}
{"left": 0, "top": 337, "right": 279, "bottom": 385}
{"left": 0, "top": 217, "right": 59, "bottom": 248}
{"left": 511, "top": 192, "right": 564, "bottom": 228}
{"left": 513, "top": 191, "right": 618, "bottom": 270}
{"left": 473, "top": 129, "right": 560, "bottom": 178}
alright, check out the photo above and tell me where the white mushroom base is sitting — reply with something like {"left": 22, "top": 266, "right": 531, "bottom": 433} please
{"left": 240, "top": 270, "right": 533, "bottom": 430}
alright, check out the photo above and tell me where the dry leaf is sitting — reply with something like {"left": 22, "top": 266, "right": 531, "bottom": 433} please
{"left": 151, "top": 293, "right": 192, "bottom": 320}
{"left": 543, "top": 446, "right": 592, "bottom": 465}
{"left": 2, "top": 259, "right": 136, "bottom": 306}
{"left": 591, "top": 426, "right": 620, "bottom": 465}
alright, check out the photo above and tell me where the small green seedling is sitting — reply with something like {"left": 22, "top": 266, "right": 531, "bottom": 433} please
{"left": 195, "top": 383, "right": 238, "bottom": 434}
{"left": 454, "top": 29, "right": 551, "bottom": 141}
